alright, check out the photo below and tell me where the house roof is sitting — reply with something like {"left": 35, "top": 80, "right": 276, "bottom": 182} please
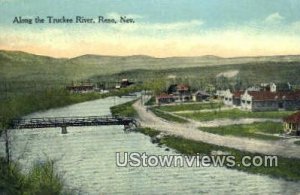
{"left": 284, "top": 112, "right": 300, "bottom": 123}
{"left": 194, "top": 90, "right": 210, "bottom": 96}
{"left": 176, "top": 84, "right": 189, "bottom": 91}
{"left": 233, "top": 91, "right": 244, "bottom": 98}
{"left": 247, "top": 91, "right": 300, "bottom": 101}
{"left": 156, "top": 93, "right": 174, "bottom": 99}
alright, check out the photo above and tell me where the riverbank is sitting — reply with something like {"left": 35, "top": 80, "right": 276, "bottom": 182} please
{"left": 0, "top": 85, "right": 143, "bottom": 131}
{"left": 0, "top": 158, "right": 67, "bottom": 194}
{"left": 138, "top": 128, "right": 300, "bottom": 181}
{"left": 0, "top": 86, "right": 142, "bottom": 193}
{"left": 111, "top": 99, "right": 300, "bottom": 181}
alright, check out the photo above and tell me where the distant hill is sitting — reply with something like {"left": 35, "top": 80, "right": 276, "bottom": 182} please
{"left": 1, "top": 49, "right": 300, "bottom": 84}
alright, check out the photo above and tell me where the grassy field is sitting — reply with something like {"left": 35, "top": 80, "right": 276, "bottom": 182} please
{"left": 157, "top": 102, "right": 223, "bottom": 112}
{"left": 138, "top": 128, "right": 300, "bottom": 181}
{"left": 178, "top": 109, "right": 294, "bottom": 121}
{"left": 110, "top": 100, "right": 138, "bottom": 118}
{"left": 150, "top": 108, "right": 188, "bottom": 123}
{"left": 200, "top": 122, "right": 283, "bottom": 140}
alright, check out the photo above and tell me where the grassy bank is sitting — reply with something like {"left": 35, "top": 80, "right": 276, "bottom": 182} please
{"left": 110, "top": 100, "right": 138, "bottom": 117}
{"left": 0, "top": 85, "right": 143, "bottom": 130}
{"left": 178, "top": 109, "right": 293, "bottom": 121}
{"left": 294, "top": 140, "right": 300, "bottom": 145}
{"left": 0, "top": 85, "right": 143, "bottom": 193}
{"left": 200, "top": 122, "right": 283, "bottom": 140}
{"left": 157, "top": 102, "right": 223, "bottom": 112}
{"left": 137, "top": 128, "right": 300, "bottom": 181}
{"left": 0, "top": 158, "right": 68, "bottom": 194}
{"left": 150, "top": 108, "right": 188, "bottom": 123}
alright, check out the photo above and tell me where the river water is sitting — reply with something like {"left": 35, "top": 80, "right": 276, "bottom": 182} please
{"left": 2, "top": 96, "right": 300, "bottom": 194}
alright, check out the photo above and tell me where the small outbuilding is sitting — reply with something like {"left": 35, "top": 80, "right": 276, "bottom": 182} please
{"left": 283, "top": 112, "right": 300, "bottom": 135}
{"left": 192, "top": 90, "right": 210, "bottom": 102}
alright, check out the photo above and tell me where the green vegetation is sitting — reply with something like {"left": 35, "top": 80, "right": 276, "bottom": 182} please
{"left": 3, "top": 50, "right": 300, "bottom": 85}
{"left": 178, "top": 109, "right": 293, "bottom": 121}
{"left": 161, "top": 135, "right": 300, "bottom": 181}
{"left": 93, "top": 61, "right": 300, "bottom": 91}
{"left": 2, "top": 50, "right": 300, "bottom": 191}
{"left": 0, "top": 85, "right": 144, "bottom": 130}
{"left": 0, "top": 85, "right": 142, "bottom": 193}
{"left": 150, "top": 108, "right": 188, "bottom": 123}
{"left": 0, "top": 89, "right": 101, "bottom": 130}
{"left": 200, "top": 122, "right": 283, "bottom": 140}
{"left": 138, "top": 128, "right": 300, "bottom": 181}
{"left": 294, "top": 140, "right": 300, "bottom": 145}
{"left": 138, "top": 128, "right": 161, "bottom": 138}
{"left": 110, "top": 100, "right": 137, "bottom": 117}
{"left": 0, "top": 158, "right": 67, "bottom": 194}
{"left": 157, "top": 102, "right": 223, "bottom": 112}
{"left": 145, "top": 96, "right": 156, "bottom": 106}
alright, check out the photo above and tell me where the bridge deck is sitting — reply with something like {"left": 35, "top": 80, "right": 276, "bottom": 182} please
{"left": 11, "top": 115, "right": 138, "bottom": 129}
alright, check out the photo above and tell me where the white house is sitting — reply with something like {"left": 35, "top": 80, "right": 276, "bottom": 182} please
{"left": 222, "top": 89, "right": 244, "bottom": 107}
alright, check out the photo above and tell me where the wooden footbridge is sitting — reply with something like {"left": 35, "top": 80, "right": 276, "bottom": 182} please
{"left": 10, "top": 115, "right": 140, "bottom": 134}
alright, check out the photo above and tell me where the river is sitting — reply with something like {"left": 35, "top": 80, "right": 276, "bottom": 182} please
{"left": 2, "top": 96, "right": 300, "bottom": 194}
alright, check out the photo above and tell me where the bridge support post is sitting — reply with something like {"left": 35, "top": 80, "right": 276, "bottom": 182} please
{"left": 61, "top": 126, "right": 67, "bottom": 134}
{"left": 4, "top": 129, "right": 10, "bottom": 164}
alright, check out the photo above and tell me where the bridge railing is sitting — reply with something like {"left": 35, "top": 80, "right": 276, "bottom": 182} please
{"left": 10, "top": 115, "right": 138, "bottom": 129}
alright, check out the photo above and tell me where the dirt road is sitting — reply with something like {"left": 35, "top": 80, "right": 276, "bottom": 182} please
{"left": 133, "top": 99, "right": 300, "bottom": 159}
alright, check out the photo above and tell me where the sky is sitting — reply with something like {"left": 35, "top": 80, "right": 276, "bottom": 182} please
{"left": 1, "top": 0, "right": 300, "bottom": 58}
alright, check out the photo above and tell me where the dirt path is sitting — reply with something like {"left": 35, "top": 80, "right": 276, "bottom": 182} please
{"left": 164, "top": 109, "right": 281, "bottom": 127}
{"left": 133, "top": 99, "right": 300, "bottom": 159}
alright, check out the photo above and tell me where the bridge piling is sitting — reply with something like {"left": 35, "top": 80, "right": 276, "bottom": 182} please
{"left": 61, "top": 126, "right": 67, "bottom": 134}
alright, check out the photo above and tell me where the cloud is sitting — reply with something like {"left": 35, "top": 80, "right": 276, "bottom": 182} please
{"left": 105, "top": 12, "right": 203, "bottom": 33}
{"left": 110, "top": 19, "right": 204, "bottom": 34}
{"left": 106, "top": 12, "right": 144, "bottom": 19}
{"left": 1, "top": 17, "right": 300, "bottom": 58}
{"left": 265, "top": 12, "right": 284, "bottom": 24}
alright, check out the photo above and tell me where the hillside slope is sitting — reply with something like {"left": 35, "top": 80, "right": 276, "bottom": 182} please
{"left": 1, "top": 50, "right": 300, "bottom": 83}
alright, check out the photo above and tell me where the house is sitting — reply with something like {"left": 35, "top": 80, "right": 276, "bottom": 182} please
{"left": 66, "top": 82, "right": 94, "bottom": 93}
{"left": 270, "top": 82, "right": 292, "bottom": 92}
{"left": 175, "top": 84, "right": 191, "bottom": 102}
{"left": 261, "top": 82, "right": 292, "bottom": 92}
{"left": 120, "top": 79, "right": 134, "bottom": 88}
{"left": 247, "top": 86, "right": 261, "bottom": 92}
{"left": 156, "top": 93, "right": 175, "bottom": 104}
{"left": 283, "top": 112, "right": 300, "bottom": 135}
{"left": 222, "top": 90, "right": 243, "bottom": 106}
{"left": 115, "top": 79, "right": 134, "bottom": 89}
{"left": 215, "top": 90, "right": 227, "bottom": 99}
{"left": 192, "top": 90, "right": 210, "bottom": 102}
{"left": 167, "top": 84, "right": 192, "bottom": 102}
{"left": 241, "top": 90, "right": 300, "bottom": 111}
